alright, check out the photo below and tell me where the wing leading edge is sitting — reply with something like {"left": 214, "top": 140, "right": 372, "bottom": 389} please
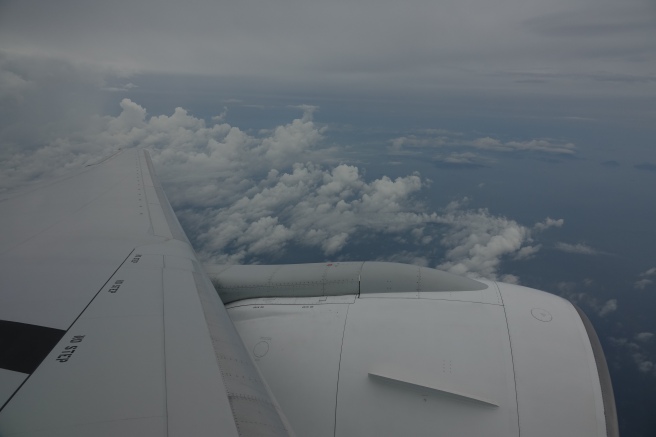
{"left": 0, "top": 149, "right": 293, "bottom": 437}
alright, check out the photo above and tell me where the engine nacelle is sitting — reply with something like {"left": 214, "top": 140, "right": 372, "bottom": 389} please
{"left": 210, "top": 262, "right": 617, "bottom": 437}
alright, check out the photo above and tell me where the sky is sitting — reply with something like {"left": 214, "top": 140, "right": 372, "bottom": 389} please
{"left": 1, "top": 0, "right": 655, "bottom": 434}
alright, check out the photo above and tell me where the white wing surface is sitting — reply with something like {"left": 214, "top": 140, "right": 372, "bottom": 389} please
{"left": 0, "top": 149, "right": 293, "bottom": 437}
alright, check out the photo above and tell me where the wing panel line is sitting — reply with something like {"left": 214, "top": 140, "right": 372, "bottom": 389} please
{"left": 333, "top": 304, "right": 349, "bottom": 437}
{"left": 494, "top": 281, "right": 522, "bottom": 437}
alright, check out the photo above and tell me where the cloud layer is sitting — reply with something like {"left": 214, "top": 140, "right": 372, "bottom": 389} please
{"left": 390, "top": 133, "right": 578, "bottom": 157}
{"left": 555, "top": 242, "right": 606, "bottom": 255}
{"left": 0, "top": 97, "right": 555, "bottom": 282}
{"left": 1, "top": 0, "right": 653, "bottom": 108}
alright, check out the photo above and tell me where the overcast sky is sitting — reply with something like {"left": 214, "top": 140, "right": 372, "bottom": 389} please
{"left": 2, "top": 0, "right": 655, "bottom": 96}
{"left": 1, "top": 0, "right": 656, "bottom": 434}
{"left": 2, "top": 0, "right": 655, "bottom": 128}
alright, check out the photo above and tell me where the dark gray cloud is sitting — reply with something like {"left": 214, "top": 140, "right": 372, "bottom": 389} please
{"left": 526, "top": 5, "right": 654, "bottom": 37}
{"left": 635, "top": 163, "right": 656, "bottom": 172}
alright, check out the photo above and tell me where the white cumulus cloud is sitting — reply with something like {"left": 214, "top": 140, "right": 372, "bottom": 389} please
{"left": 436, "top": 199, "right": 535, "bottom": 281}
{"left": 1, "top": 98, "right": 555, "bottom": 281}
{"left": 515, "top": 244, "right": 542, "bottom": 260}
{"left": 534, "top": 217, "right": 564, "bottom": 231}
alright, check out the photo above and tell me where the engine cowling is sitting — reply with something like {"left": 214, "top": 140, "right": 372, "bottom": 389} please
{"left": 209, "top": 262, "right": 617, "bottom": 437}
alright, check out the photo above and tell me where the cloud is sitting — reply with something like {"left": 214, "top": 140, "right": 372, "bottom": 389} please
{"left": 0, "top": 54, "right": 109, "bottom": 163}
{"left": 609, "top": 336, "right": 656, "bottom": 376}
{"left": 554, "top": 242, "right": 605, "bottom": 255}
{"left": 211, "top": 107, "right": 229, "bottom": 123}
{"left": 102, "top": 82, "right": 138, "bottom": 92}
{"left": 635, "top": 332, "right": 654, "bottom": 343}
{"left": 500, "top": 274, "right": 520, "bottom": 284}
{"left": 634, "top": 163, "right": 656, "bottom": 172}
{"left": 640, "top": 267, "right": 656, "bottom": 276}
{"left": 390, "top": 133, "right": 577, "bottom": 157}
{"left": 601, "top": 160, "right": 621, "bottom": 168}
{"left": 526, "top": 6, "right": 654, "bottom": 38}
{"left": 556, "top": 281, "right": 577, "bottom": 294}
{"left": 633, "top": 355, "right": 654, "bottom": 374}
{"left": 432, "top": 152, "right": 492, "bottom": 167}
{"left": 534, "top": 217, "right": 564, "bottom": 231}
{"left": 515, "top": 244, "right": 542, "bottom": 260}
{"left": 435, "top": 199, "right": 538, "bottom": 281}
{"left": 470, "top": 137, "right": 576, "bottom": 155}
{"left": 1, "top": 95, "right": 553, "bottom": 282}
{"left": 634, "top": 268, "right": 656, "bottom": 289}
{"left": 598, "top": 299, "right": 617, "bottom": 317}
{"left": 635, "top": 279, "right": 653, "bottom": 290}
{"left": 557, "top": 284, "right": 617, "bottom": 318}
{"left": 0, "top": 66, "right": 32, "bottom": 101}
{"left": 389, "top": 135, "right": 448, "bottom": 153}
{"left": 260, "top": 111, "right": 325, "bottom": 165}
{"left": 196, "top": 160, "right": 431, "bottom": 263}
{"left": 608, "top": 337, "right": 629, "bottom": 347}
{"left": 561, "top": 116, "right": 597, "bottom": 122}
{"left": 1, "top": 0, "right": 652, "bottom": 110}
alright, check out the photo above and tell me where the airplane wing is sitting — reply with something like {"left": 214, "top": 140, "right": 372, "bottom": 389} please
{"left": 0, "top": 149, "right": 293, "bottom": 436}
{"left": 0, "top": 148, "right": 617, "bottom": 437}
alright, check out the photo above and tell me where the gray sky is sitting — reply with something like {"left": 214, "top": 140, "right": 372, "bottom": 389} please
{"left": 2, "top": 0, "right": 655, "bottom": 136}
{"left": 1, "top": 0, "right": 655, "bottom": 96}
